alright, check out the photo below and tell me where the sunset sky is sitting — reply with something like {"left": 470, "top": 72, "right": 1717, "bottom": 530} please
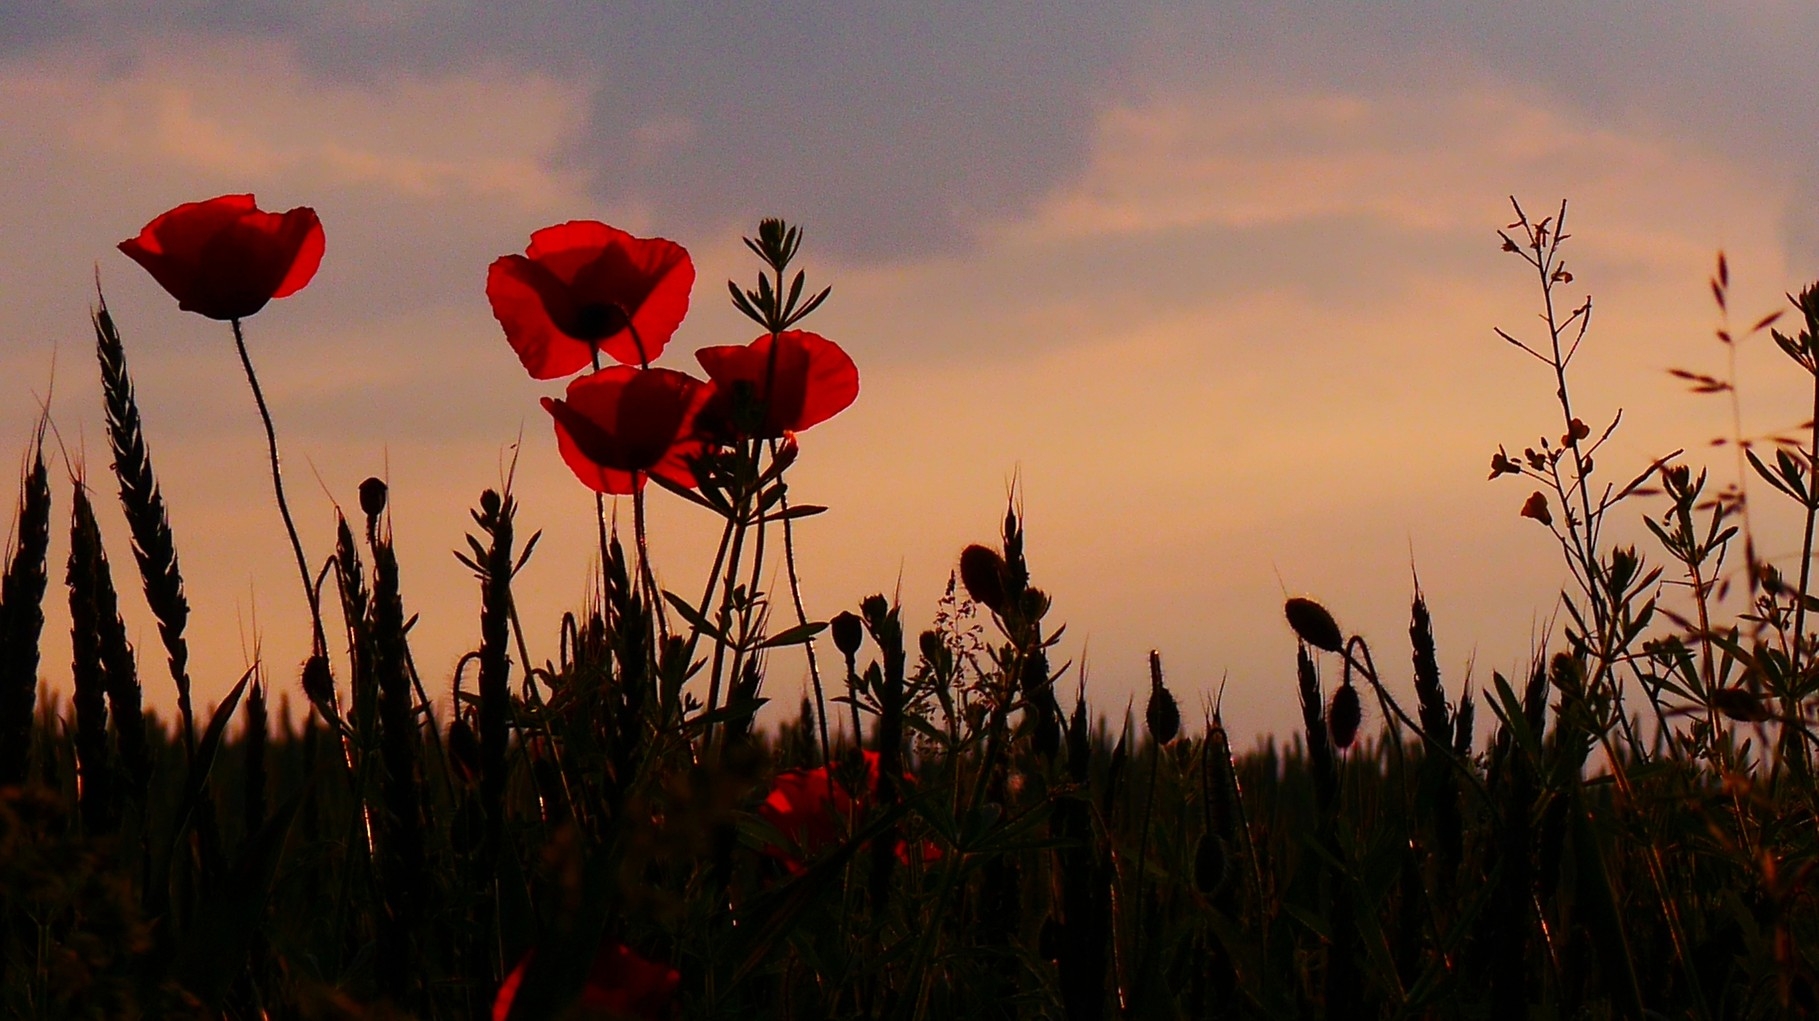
{"left": 1, "top": 4, "right": 1814, "bottom": 745}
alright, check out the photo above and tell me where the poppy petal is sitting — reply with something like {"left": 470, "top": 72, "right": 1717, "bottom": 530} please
{"left": 489, "top": 256, "right": 596, "bottom": 380}
{"left": 787, "top": 332, "right": 860, "bottom": 433}
{"left": 544, "top": 395, "right": 643, "bottom": 495}
{"left": 271, "top": 208, "right": 325, "bottom": 298}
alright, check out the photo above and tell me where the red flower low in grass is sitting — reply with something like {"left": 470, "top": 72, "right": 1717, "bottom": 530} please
{"left": 759, "top": 751, "right": 936, "bottom": 873}
{"left": 542, "top": 365, "right": 713, "bottom": 495}
{"left": 118, "top": 194, "right": 324, "bottom": 321}
{"left": 493, "top": 941, "right": 680, "bottom": 1021}
{"left": 489, "top": 221, "right": 694, "bottom": 379}
{"left": 694, "top": 330, "right": 859, "bottom": 441}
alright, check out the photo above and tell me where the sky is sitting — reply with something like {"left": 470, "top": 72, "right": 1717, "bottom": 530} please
{"left": 0, "top": 3, "right": 1814, "bottom": 747}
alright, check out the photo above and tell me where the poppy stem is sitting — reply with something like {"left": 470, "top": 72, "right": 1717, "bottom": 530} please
{"left": 627, "top": 320, "right": 651, "bottom": 370}
{"left": 775, "top": 441, "right": 832, "bottom": 766}
{"left": 588, "top": 345, "right": 612, "bottom": 608}
{"left": 620, "top": 321, "right": 668, "bottom": 637}
{"left": 703, "top": 441, "right": 757, "bottom": 747}
{"left": 230, "top": 317, "right": 326, "bottom": 657}
{"left": 594, "top": 493, "right": 611, "bottom": 608}
{"left": 632, "top": 483, "right": 668, "bottom": 637}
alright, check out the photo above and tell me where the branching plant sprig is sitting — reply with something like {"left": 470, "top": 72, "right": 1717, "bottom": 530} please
{"left": 1489, "top": 198, "right": 1671, "bottom": 754}
{"left": 662, "top": 219, "right": 834, "bottom": 755}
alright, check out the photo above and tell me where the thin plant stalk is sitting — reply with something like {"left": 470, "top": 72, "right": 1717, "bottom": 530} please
{"left": 230, "top": 317, "right": 326, "bottom": 658}
{"left": 778, "top": 474, "right": 832, "bottom": 764}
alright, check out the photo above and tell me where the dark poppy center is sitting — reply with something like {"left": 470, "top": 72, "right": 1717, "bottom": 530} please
{"left": 568, "top": 301, "right": 629, "bottom": 341}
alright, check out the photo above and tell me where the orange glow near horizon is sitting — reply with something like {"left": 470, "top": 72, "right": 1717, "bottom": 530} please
{"left": 0, "top": 33, "right": 1807, "bottom": 748}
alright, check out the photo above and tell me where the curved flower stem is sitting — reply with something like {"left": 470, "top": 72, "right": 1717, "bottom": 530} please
{"left": 776, "top": 449, "right": 831, "bottom": 764}
{"left": 230, "top": 317, "right": 326, "bottom": 657}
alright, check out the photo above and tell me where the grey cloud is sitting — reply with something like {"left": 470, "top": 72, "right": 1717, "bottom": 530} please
{"left": 3, "top": 3, "right": 1140, "bottom": 260}
{"left": 8, "top": 4, "right": 1819, "bottom": 266}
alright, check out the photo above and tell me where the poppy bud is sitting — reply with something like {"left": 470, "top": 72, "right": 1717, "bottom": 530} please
{"left": 1329, "top": 682, "right": 1362, "bottom": 750}
{"left": 1284, "top": 597, "right": 1345, "bottom": 653}
{"left": 1020, "top": 587, "right": 1050, "bottom": 622}
{"left": 1146, "top": 650, "right": 1180, "bottom": 744}
{"left": 1194, "top": 832, "right": 1228, "bottom": 895}
{"left": 958, "top": 544, "right": 1009, "bottom": 613}
{"left": 831, "top": 611, "right": 864, "bottom": 659}
{"left": 301, "top": 653, "right": 334, "bottom": 708}
{"left": 919, "top": 629, "right": 945, "bottom": 670}
{"left": 358, "top": 476, "right": 388, "bottom": 519}
{"left": 860, "top": 594, "right": 890, "bottom": 630}
{"left": 448, "top": 715, "right": 482, "bottom": 784}
{"left": 773, "top": 432, "right": 800, "bottom": 472}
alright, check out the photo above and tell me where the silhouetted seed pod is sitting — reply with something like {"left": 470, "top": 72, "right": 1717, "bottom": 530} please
{"left": 1549, "top": 652, "right": 1584, "bottom": 700}
{"left": 1021, "top": 587, "right": 1050, "bottom": 622}
{"left": 1194, "top": 831, "right": 1227, "bottom": 895}
{"left": 919, "top": 630, "right": 944, "bottom": 670}
{"left": 1711, "top": 686, "right": 1774, "bottom": 723}
{"left": 301, "top": 653, "right": 334, "bottom": 709}
{"left": 1285, "top": 597, "right": 1345, "bottom": 653}
{"left": 478, "top": 487, "right": 502, "bottom": 520}
{"left": 958, "top": 544, "right": 1010, "bottom": 613}
{"left": 830, "top": 611, "right": 864, "bottom": 659}
{"left": 448, "top": 715, "right": 482, "bottom": 784}
{"left": 1330, "top": 682, "right": 1362, "bottom": 750}
{"left": 359, "top": 476, "right": 388, "bottom": 519}
{"left": 860, "top": 593, "right": 890, "bottom": 628}
{"left": 1146, "top": 650, "right": 1179, "bottom": 744}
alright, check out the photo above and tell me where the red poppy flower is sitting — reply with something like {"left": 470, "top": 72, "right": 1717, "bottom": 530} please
{"left": 542, "top": 366, "right": 713, "bottom": 495}
{"left": 758, "top": 751, "right": 936, "bottom": 873}
{"left": 118, "top": 194, "right": 324, "bottom": 321}
{"left": 488, "top": 221, "right": 694, "bottom": 379}
{"left": 694, "top": 330, "right": 858, "bottom": 440}
{"left": 493, "top": 942, "right": 680, "bottom": 1021}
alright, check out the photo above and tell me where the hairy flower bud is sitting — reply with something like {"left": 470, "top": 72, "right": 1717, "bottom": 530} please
{"left": 359, "top": 476, "right": 388, "bottom": 519}
{"left": 831, "top": 611, "right": 864, "bottom": 659}
{"left": 1194, "top": 832, "right": 1228, "bottom": 895}
{"left": 958, "top": 544, "right": 1009, "bottom": 613}
{"left": 1329, "top": 682, "right": 1362, "bottom": 750}
{"left": 301, "top": 653, "right": 334, "bottom": 709}
{"left": 1284, "top": 597, "right": 1345, "bottom": 653}
{"left": 448, "top": 715, "right": 482, "bottom": 784}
